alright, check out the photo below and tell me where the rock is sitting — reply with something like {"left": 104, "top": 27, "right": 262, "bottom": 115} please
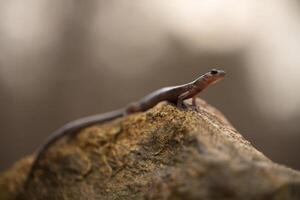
{"left": 1, "top": 98, "right": 300, "bottom": 200}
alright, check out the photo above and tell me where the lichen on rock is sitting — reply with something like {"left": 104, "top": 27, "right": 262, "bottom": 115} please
{"left": 1, "top": 98, "right": 300, "bottom": 200}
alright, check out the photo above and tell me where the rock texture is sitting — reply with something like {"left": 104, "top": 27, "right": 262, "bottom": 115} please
{"left": 1, "top": 98, "right": 300, "bottom": 200}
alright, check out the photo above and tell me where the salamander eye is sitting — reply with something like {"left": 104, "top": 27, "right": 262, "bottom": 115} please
{"left": 210, "top": 69, "right": 218, "bottom": 75}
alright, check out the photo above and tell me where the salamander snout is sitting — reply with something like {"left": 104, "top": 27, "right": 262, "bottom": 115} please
{"left": 210, "top": 69, "right": 226, "bottom": 77}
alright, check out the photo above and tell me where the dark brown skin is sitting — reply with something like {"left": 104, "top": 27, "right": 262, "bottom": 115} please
{"left": 24, "top": 69, "right": 226, "bottom": 189}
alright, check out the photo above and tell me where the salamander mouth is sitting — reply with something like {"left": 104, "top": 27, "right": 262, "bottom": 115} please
{"left": 210, "top": 77, "right": 224, "bottom": 84}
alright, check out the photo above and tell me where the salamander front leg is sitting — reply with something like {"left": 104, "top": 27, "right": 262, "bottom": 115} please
{"left": 177, "top": 91, "right": 191, "bottom": 109}
{"left": 191, "top": 96, "right": 201, "bottom": 111}
{"left": 177, "top": 91, "right": 198, "bottom": 111}
{"left": 192, "top": 97, "right": 197, "bottom": 107}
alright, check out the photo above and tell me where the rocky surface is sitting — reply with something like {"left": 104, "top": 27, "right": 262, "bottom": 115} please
{"left": 1, "top": 98, "right": 300, "bottom": 200}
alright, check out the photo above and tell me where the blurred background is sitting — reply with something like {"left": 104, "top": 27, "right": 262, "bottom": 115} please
{"left": 0, "top": 0, "right": 300, "bottom": 171}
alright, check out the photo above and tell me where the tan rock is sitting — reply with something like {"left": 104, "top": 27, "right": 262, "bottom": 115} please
{"left": 1, "top": 98, "right": 300, "bottom": 200}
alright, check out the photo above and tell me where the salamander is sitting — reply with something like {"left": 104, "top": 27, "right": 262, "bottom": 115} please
{"left": 24, "top": 69, "right": 226, "bottom": 188}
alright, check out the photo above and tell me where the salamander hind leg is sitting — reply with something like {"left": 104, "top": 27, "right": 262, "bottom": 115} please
{"left": 124, "top": 102, "right": 142, "bottom": 115}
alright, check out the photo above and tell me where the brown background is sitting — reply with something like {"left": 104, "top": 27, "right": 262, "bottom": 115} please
{"left": 0, "top": 1, "right": 299, "bottom": 171}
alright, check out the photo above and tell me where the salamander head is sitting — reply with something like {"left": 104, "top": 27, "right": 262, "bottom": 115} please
{"left": 193, "top": 69, "right": 226, "bottom": 87}
{"left": 203, "top": 69, "right": 226, "bottom": 85}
